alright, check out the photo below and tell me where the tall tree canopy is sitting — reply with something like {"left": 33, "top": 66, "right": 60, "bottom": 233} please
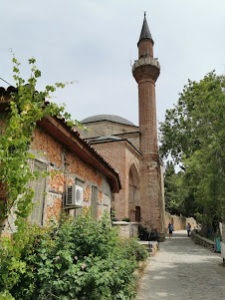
{"left": 160, "top": 72, "right": 225, "bottom": 233}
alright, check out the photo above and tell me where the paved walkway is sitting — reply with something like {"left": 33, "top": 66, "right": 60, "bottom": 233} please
{"left": 137, "top": 230, "right": 225, "bottom": 300}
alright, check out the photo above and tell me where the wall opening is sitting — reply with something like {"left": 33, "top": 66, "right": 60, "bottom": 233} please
{"left": 135, "top": 206, "right": 141, "bottom": 222}
{"left": 128, "top": 164, "right": 140, "bottom": 222}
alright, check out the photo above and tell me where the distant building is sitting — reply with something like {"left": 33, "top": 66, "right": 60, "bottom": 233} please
{"left": 79, "top": 14, "right": 165, "bottom": 237}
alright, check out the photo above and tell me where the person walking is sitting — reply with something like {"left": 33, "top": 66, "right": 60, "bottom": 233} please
{"left": 186, "top": 222, "right": 191, "bottom": 237}
{"left": 168, "top": 222, "right": 174, "bottom": 239}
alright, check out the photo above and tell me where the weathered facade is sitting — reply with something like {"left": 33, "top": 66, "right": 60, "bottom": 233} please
{"left": 81, "top": 117, "right": 141, "bottom": 224}
{"left": 80, "top": 15, "right": 165, "bottom": 236}
{"left": 0, "top": 90, "right": 121, "bottom": 233}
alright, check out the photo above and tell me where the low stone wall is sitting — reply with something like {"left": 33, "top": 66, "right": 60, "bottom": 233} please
{"left": 191, "top": 230, "right": 215, "bottom": 252}
{"left": 165, "top": 212, "right": 197, "bottom": 231}
{"left": 139, "top": 241, "right": 159, "bottom": 256}
{"left": 112, "top": 221, "right": 138, "bottom": 238}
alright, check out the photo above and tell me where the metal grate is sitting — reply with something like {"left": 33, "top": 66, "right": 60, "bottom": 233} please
{"left": 66, "top": 186, "right": 73, "bottom": 205}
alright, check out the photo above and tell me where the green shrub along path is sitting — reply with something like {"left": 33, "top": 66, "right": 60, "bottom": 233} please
{"left": 0, "top": 213, "right": 148, "bottom": 299}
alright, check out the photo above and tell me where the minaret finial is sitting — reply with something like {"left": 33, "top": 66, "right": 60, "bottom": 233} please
{"left": 138, "top": 12, "right": 154, "bottom": 45}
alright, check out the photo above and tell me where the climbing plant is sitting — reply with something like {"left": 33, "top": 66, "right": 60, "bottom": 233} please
{"left": 0, "top": 57, "right": 75, "bottom": 227}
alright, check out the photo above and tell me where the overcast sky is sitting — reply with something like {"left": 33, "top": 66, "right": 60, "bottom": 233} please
{"left": 1, "top": 1, "right": 225, "bottom": 126}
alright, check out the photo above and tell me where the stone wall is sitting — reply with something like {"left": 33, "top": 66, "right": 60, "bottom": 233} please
{"left": 113, "top": 221, "right": 138, "bottom": 239}
{"left": 191, "top": 230, "right": 215, "bottom": 252}
{"left": 165, "top": 212, "right": 197, "bottom": 231}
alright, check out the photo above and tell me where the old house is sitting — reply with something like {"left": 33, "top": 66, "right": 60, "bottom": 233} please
{"left": 0, "top": 86, "right": 121, "bottom": 234}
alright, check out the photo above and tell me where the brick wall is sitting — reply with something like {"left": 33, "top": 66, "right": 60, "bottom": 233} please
{"left": 1, "top": 122, "right": 115, "bottom": 235}
{"left": 91, "top": 140, "right": 140, "bottom": 221}
{"left": 31, "top": 127, "right": 113, "bottom": 225}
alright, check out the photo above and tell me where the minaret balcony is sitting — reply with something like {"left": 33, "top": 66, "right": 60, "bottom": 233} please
{"left": 133, "top": 56, "right": 160, "bottom": 70}
{"left": 132, "top": 57, "right": 160, "bottom": 82}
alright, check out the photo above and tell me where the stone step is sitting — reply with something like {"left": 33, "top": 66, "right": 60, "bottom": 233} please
{"left": 139, "top": 240, "right": 159, "bottom": 256}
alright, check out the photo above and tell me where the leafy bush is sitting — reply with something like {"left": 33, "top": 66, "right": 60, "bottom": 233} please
{"left": 0, "top": 291, "right": 15, "bottom": 300}
{"left": 138, "top": 224, "right": 150, "bottom": 240}
{"left": 0, "top": 214, "right": 148, "bottom": 299}
{"left": 120, "top": 238, "right": 149, "bottom": 262}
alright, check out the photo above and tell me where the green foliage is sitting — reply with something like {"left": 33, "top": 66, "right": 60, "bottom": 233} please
{"left": 119, "top": 238, "right": 149, "bottom": 262}
{"left": 0, "top": 214, "right": 147, "bottom": 299}
{"left": 160, "top": 71, "right": 225, "bottom": 232}
{"left": 138, "top": 225, "right": 150, "bottom": 241}
{"left": 163, "top": 161, "right": 197, "bottom": 216}
{"left": 0, "top": 57, "right": 77, "bottom": 225}
{"left": 164, "top": 161, "right": 181, "bottom": 214}
{"left": 0, "top": 291, "right": 15, "bottom": 300}
{"left": 0, "top": 57, "right": 148, "bottom": 298}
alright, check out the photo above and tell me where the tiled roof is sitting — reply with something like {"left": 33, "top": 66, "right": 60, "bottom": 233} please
{"left": 0, "top": 86, "right": 17, "bottom": 95}
{"left": 0, "top": 86, "right": 121, "bottom": 192}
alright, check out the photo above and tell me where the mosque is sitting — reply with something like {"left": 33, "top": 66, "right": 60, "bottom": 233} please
{"left": 79, "top": 14, "right": 166, "bottom": 237}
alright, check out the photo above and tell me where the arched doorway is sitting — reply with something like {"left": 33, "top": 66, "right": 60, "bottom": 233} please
{"left": 128, "top": 164, "right": 140, "bottom": 222}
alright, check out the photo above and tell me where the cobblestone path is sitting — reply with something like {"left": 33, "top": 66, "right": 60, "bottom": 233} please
{"left": 137, "top": 230, "right": 225, "bottom": 300}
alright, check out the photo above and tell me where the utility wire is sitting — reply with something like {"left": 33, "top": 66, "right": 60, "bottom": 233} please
{"left": 0, "top": 77, "right": 12, "bottom": 86}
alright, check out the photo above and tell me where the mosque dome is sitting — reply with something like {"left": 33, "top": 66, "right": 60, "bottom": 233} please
{"left": 81, "top": 114, "right": 134, "bottom": 126}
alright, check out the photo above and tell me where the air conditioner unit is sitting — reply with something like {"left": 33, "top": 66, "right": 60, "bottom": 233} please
{"left": 65, "top": 185, "right": 83, "bottom": 207}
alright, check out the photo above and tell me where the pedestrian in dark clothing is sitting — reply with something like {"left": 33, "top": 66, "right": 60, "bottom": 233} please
{"left": 168, "top": 222, "right": 173, "bottom": 239}
{"left": 186, "top": 222, "right": 191, "bottom": 237}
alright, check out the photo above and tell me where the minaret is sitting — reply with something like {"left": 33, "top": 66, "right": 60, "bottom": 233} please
{"left": 132, "top": 13, "right": 165, "bottom": 237}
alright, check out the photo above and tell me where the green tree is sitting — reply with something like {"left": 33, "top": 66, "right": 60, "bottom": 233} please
{"left": 164, "top": 161, "right": 201, "bottom": 218}
{"left": 164, "top": 161, "right": 182, "bottom": 215}
{"left": 160, "top": 72, "right": 225, "bottom": 233}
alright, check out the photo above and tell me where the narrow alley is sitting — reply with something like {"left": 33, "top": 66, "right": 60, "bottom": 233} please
{"left": 137, "top": 231, "right": 225, "bottom": 300}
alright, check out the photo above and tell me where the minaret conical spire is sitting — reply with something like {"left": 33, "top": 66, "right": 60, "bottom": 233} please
{"left": 138, "top": 12, "right": 154, "bottom": 45}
